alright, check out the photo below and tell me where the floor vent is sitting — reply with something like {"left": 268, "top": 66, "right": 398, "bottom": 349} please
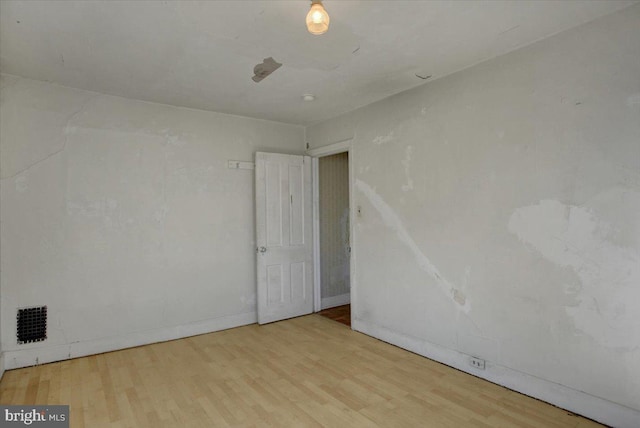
{"left": 17, "top": 306, "right": 47, "bottom": 344}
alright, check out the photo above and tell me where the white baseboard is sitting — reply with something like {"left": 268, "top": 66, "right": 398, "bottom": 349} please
{"left": 353, "top": 318, "right": 640, "bottom": 428}
{"left": 3, "top": 311, "right": 257, "bottom": 371}
{"left": 320, "top": 293, "right": 350, "bottom": 310}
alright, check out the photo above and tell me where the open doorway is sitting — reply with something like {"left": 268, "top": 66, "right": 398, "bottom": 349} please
{"left": 314, "top": 151, "right": 351, "bottom": 326}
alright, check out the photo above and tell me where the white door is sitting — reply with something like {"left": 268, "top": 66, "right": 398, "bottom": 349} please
{"left": 255, "top": 152, "right": 313, "bottom": 324}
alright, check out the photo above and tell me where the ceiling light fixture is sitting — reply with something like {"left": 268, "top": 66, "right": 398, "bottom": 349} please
{"left": 302, "top": 94, "right": 316, "bottom": 102}
{"left": 306, "top": 0, "right": 330, "bottom": 35}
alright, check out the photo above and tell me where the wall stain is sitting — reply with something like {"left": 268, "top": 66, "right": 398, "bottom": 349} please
{"left": 401, "top": 145, "right": 414, "bottom": 192}
{"left": 372, "top": 130, "right": 395, "bottom": 145}
{"left": 508, "top": 192, "right": 640, "bottom": 350}
{"left": 356, "top": 179, "right": 471, "bottom": 313}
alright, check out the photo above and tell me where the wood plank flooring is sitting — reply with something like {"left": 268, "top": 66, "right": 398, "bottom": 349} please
{"left": 0, "top": 315, "right": 603, "bottom": 427}
{"left": 317, "top": 305, "right": 351, "bottom": 327}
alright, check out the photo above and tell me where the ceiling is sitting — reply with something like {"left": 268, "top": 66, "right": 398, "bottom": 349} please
{"left": 0, "top": 0, "right": 635, "bottom": 125}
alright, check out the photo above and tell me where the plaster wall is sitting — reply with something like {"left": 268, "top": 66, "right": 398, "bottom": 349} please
{"left": 307, "top": 6, "right": 640, "bottom": 426}
{"left": 0, "top": 74, "right": 304, "bottom": 368}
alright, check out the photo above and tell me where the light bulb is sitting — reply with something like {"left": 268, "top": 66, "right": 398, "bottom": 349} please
{"left": 306, "top": 1, "right": 330, "bottom": 35}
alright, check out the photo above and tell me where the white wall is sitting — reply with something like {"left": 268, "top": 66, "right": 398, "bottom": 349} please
{"left": 0, "top": 74, "right": 304, "bottom": 369}
{"left": 307, "top": 5, "right": 640, "bottom": 427}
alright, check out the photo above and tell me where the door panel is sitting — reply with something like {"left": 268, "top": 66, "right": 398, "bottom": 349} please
{"left": 256, "top": 152, "right": 313, "bottom": 324}
{"left": 290, "top": 262, "right": 306, "bottom": 301}
{"left": 266, "top": 161, "right": 283, "bottom": 247}
{"left": 289, "top": 164, "right": 305, "bottom": 245}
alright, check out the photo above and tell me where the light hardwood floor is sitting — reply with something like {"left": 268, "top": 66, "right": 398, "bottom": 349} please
{"left": 0, "top": 315, "right": 602, "bottom": 427}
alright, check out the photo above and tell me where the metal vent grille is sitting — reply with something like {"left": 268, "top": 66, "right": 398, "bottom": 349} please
{"left": 17, "top": 306, "right": 47, "bottom": 344}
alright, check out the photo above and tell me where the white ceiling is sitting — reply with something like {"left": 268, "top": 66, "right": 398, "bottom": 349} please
{"left": 0, "top": 0, "right": 636, "bottom": 125}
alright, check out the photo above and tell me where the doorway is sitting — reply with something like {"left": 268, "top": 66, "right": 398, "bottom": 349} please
{"left": 254, "top": 141, "right": 354, "bottom": 326}
{"left": 311, "top": 145, "right": 352, "bottom": 327}
{"left": 318, "top": 152, "right": 350, "bottom": 308}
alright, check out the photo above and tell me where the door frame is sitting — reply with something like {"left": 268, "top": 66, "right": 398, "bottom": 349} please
{"left": 307, "top": 138, "right": 355, "bottom": 315}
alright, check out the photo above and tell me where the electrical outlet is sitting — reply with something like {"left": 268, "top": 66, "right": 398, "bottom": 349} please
{"left": 470, "top": 356, "right": 485, "bottom": 370}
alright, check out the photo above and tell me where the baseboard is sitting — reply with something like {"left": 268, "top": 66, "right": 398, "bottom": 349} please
{"left": 352, "top": 318, "right": 640, "bottom": 428}
{"left": 3, "top": 311, "right": 257, "bottom": 371}
{"left": 320, "top": 293, "right": 350, "bottom": 310}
